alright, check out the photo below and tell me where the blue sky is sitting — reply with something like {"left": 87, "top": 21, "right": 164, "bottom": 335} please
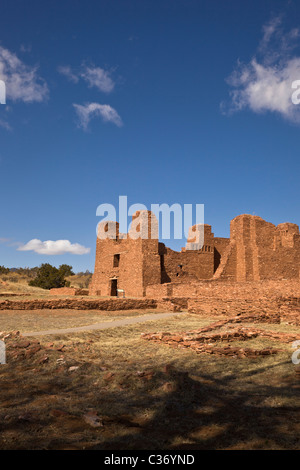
{"left": 1, "top": 0, "right": 300, "bottom": 271}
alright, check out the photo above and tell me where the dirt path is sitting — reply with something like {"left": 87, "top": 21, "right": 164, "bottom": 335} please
{"left": 23, "top": 311, "right": 185, "bottom": 337}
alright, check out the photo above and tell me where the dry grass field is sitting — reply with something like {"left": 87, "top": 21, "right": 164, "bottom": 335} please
{"left": 0, "top": 272, "right": 92, "bottom": 298}
{"left": 0, "top": 273, "right": 47, "bottom": 297}
{"left": 0, "top": 310, "right": 299, "bottom": 450}
{"left": 0, "top": 309, "right": 162, "bottom": 332}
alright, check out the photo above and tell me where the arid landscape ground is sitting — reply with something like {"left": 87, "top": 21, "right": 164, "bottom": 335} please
{"left": 0, "top": 273, "right": 299, "bottom": 450}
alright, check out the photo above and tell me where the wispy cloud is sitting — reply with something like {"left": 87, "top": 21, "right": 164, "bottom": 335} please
{"left": 0, "top": 45, "right": 48, "bottom": 103}
{"left": 222, "top": 17, "right": 300, "bottom": 123}
{"left": 73, "top": 102, "right": 123, "bottom": 130}
{"left": 259, "top": 16, "right": 282, "bottom": 53}
{"left": 18, "top": 239, "right": 90, "bottom": 255}
{"left": 80, "top": 66, "right": 115, "bottom": 93}
{"left": 0, "top": 119, "right": 12, "bottom": 131}
{"left": 57, "top": 65, "right": 79, "bottom": 84}
{"left": 20, "top": 44, "right": 32, "bottom": 53}
{"left": 0, "top": 237, "right": 11, "bottom": 243}
{"left": 58, "top": 64, "right": 115, "bottom": 93}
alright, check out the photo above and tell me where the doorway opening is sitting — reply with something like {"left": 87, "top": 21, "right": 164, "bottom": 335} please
{"left": 110, "top": 279, "right": 118, "bottom": 296}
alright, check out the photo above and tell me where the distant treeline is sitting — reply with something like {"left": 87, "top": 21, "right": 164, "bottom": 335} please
{"left": 0, "top": 265, "right": 92, "bottom": 276}
{"left": 0, "top": 264, "right": 93, "bottom": 290}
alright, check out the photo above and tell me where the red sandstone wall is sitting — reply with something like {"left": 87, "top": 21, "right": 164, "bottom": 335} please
{"left": 213, "top": 214, "right": 300, "bottom": 281}
{"left": 50, "top": 287, "right": 89, "bottom": 296}
{"left": 160, "top": 225, "right": 222, "bottom": 284}
{"left": 141, "top": 238, "right": 161, "bottom": 295}
{"left": 90, "top": 212, "right": 161, "bottom": 297}
{"left": 90, "top": 214, "right": 224, "bottom": 297}
{"left": 213, "top": 240, "right": 237, "bottom": 280}
{"left": 0, "top": 298, "right": 157, "bottom": 311}
{"left": 90, "top": 237, "right": 146, "bottom": 297}
{"left": 91, "top": 211, "right": 300, "bottom": 296}
{"left": 161, "top": 247, "right": 214, "bottom": 282}
{"left": 213, "top": 237, "right": 230, "bottom": 271}
{"left": 50, "top": 287, "right": 77, "bottom": 295}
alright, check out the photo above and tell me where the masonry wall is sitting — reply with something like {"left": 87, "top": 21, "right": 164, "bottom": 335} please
{"left": 90, "top": 211, "right": 300, "bottom": 297}
{"left": 146, "top": 279, "right": 300, "bottom": 300}
{"left": 50, "top": 287, "right": 89, "bottom": 296}
{"left": 214, "top": 214, "right": 300, "bottom": 281}
{"left": 90, "top": 237, "right": 156, "bottom": 297}
{"left": 213, "top": 237, "right": 231, "bottom": 271}
{"left": 159, "top": 246, "right": 214, "bottom": 282}
{"left": 160, "top": 224, "right": 220, "bottom": 283}
{"left": 141, "top": 238, "right": 161, "bottom": 295}
{"left": 90, "top": 212, "right": 161, "bottom": 297}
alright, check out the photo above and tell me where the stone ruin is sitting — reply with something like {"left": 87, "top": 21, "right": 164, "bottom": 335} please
{"left": 89, "top": 211, "right": 300, "bottom": 298}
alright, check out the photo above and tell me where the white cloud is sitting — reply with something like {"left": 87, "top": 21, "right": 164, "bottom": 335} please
{"left": 18, "top": 239, "right": 90, "bottom": 255}
{"left": 80, "top": 66, "right": 115, "bottom": 93}
{"left": 0, "top": 45, "right": 48, "bottom": 103}
{"left": 58, "top": 64, "right": 115, "bottom": 93}
{"left": 223, "top": 17, "right": 300, "bottom": 123}
{"left": 73, "top": 102, "right": 123, "bottom": 130}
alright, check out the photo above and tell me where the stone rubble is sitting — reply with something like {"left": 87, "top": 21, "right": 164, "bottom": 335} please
{"left": 0, "top": 330, "right": 66, "bottom": 363}
{"left": 141, "top": 314, "right": 298, "bottom": 358}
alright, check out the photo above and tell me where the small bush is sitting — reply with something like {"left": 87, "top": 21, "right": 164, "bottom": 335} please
{"left": 0, "top": 266, "right": 10, "bottom": 275}
{"left": 58, "top": 264, "right": 74, "bottom": 278}
{"left": 29, "top": 264, "right": 73, "bottom": 290}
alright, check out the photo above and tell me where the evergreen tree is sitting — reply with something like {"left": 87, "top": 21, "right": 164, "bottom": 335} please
{"left": 29, "top": 263, "right": 67, "bottom": 290}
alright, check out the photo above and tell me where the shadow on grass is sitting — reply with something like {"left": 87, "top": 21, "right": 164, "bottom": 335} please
{"left": 0, "top": 355, "right": 298, "bottom": 450}
{"left": 87, "top": 360, "right": 299, "bottom": 450}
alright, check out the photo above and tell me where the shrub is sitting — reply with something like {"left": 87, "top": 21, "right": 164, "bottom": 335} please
{"left": 58, "top": 264, "right": 74, "bottom": 278}
{"left": 29, "top": 263, "right": 69, "bottom": 290}
{"left": 0, "top": 266, "right": 10, "bottom": 275}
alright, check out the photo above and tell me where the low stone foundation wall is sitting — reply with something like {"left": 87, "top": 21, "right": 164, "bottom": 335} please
{"left": 0, "top": 298, "right": 157, "bottom": 311}
{"left": 50, "top": 287, "right": 89, "bottom": 296}
{"left": 187, "top": 298, "right": 279, "bottom": 317}
{"left": 0, "top": 293, "right": 28, "bottom": 297}
{"left": 156, "top": 297, "right": 188, "bottom": 312}
{"left": 147, "top": 280, "right": 300, "bottom": 301}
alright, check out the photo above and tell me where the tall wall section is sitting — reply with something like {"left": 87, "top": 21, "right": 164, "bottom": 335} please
{"left": 214, "top": 214, "right": 300, "bottom": 281}
{"left": 90, "top": 212, "right": 161, "bottom": 297}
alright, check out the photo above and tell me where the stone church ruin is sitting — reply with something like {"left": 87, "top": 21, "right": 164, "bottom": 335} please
{"left": 90, "top": 211, "right": 300, "bottom": 298}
